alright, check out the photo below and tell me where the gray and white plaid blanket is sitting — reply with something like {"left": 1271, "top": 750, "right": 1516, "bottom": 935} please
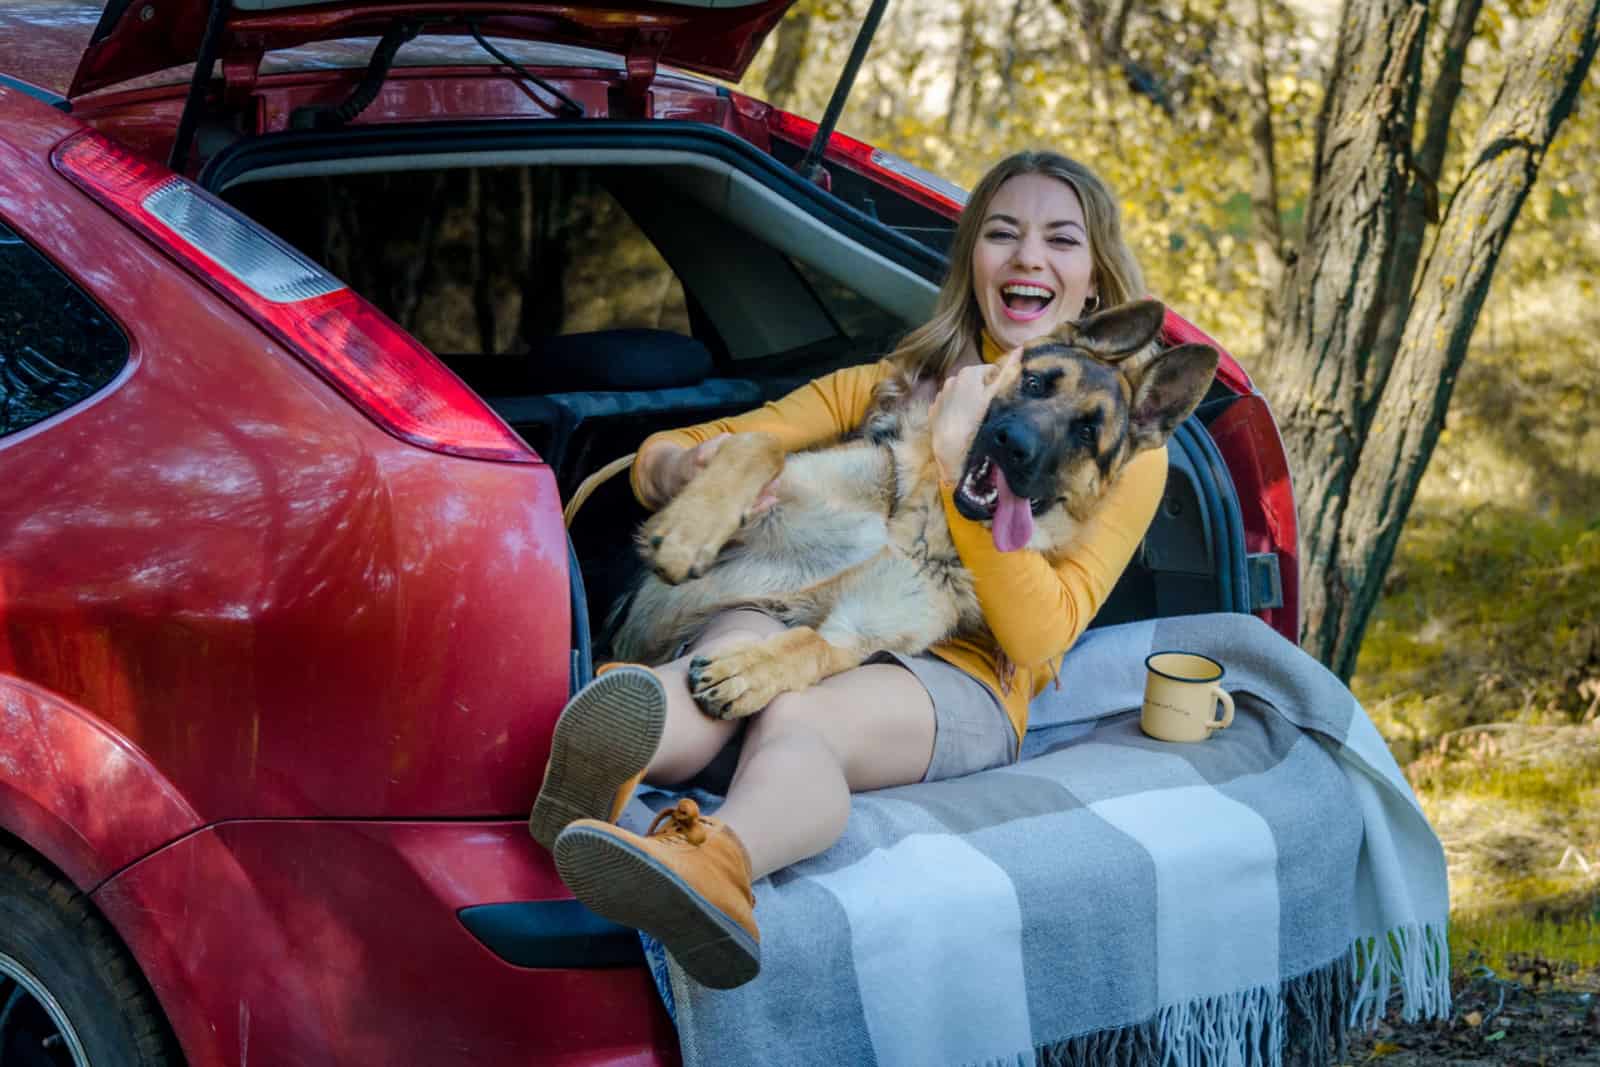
{"left": 635, "top": 613, "right": 1451, "bottom": 1066}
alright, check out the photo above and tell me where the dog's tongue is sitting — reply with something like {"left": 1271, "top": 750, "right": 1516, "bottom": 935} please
{"left": 990, "top": 468, "right": 1033, "bottom": 552}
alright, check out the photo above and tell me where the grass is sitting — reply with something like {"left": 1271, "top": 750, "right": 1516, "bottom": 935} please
{"left": 1352, "top": 482, "right": 1600, "bottom": 990}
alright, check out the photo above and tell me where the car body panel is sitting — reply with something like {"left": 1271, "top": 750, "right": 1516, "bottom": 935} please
{"left": 71, "top": 0, "right": 795, "bottom": 96}
{"left": 0, "top": 88, "right": 572, "bottom": 825}
{"left": 0, "top": 677, "right": 200, "bottom": 890}
{"left": 93, "top": 819, "right": 677, "bottom": 1064}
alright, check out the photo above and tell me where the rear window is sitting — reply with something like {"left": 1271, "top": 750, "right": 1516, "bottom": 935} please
{"left": 227, "top": 168, "right": 689, "bottom": 357}
{"left": 0, "top": 219, "right": 129, "bottom": 437}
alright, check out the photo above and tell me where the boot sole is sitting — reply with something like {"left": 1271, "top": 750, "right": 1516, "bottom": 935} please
{"left": 555, "top": 824, "right": 760, "bottom": 990}
{"left": 530, "top": 668, "right": 666, "bottom": 852}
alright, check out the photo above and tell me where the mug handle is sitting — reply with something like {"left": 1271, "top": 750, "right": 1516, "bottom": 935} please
{"left": 1208, "top": 686, "right": 1235, "bottom": 730}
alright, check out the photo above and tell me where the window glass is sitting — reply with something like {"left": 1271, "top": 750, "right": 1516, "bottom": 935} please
{"left": 0, "top": 219, "right": 129, "bottom": 437}
{"left": 789, "top": 257, "right": 907, "bottom": 345}
{"left": 228, "top": 167, "right": 690, "bottom": 356}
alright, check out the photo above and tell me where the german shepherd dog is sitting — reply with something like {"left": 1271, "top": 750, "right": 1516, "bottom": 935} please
{"left": 610, "top": 299, "right": 1218, "bottom": 720}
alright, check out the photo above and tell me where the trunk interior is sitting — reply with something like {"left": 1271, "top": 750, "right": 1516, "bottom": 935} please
{"left": 210, "top": 132, "right": 1252, "bottom": 675}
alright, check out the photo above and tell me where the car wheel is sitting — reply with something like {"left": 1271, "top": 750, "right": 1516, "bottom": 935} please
{"left": 0, "top": 843, "right": 178, "bottom": 1067}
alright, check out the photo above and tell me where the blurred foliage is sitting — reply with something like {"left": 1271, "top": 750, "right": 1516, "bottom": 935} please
{"left": 739, "top": 0, "right": 1598, "bottom": 379}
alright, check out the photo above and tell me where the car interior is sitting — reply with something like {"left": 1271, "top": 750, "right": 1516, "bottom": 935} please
{"left": 221, "top": 152, "right": 1247, "bottom": 669}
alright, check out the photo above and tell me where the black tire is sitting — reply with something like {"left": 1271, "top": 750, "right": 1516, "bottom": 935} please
{"left": 0, "top": 841, "right": 179, "bottom": 1067}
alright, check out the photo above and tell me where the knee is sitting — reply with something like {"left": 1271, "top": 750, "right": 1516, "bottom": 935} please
{"left": 743, "top": 691, "right": 820, "bottom": 744}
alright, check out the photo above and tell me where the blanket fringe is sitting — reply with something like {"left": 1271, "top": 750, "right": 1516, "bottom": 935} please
{"left": 1032, "top": 950, "right": 1365, "bottom": 1067}
{"left": 1348, "top": 921, "right": 1452, "bottom": 1028}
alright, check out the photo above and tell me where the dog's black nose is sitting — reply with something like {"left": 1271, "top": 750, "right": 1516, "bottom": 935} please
{"left": 991, "top": 417, "right": 1041, "bottom": 469}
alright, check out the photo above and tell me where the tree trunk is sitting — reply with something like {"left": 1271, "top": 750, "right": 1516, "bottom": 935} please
{"left": 1363, "top": 0, "right": 1485, "bottom": 411}
{"left": 1267, "top": 0, "right": 1430, "bottom": 669}
{"left": 762, "top": 6, "right": 814, "bottom": 110}
{"left": 1244, "top": 0, "right": 1285, "bottom": 355}
{"left": 1317, "top": 0, "right": 1600, "bottom": 680}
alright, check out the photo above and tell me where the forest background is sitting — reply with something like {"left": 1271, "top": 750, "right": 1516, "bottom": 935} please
{"left": 734, "top": 0, "right": 1600, "bottom": 1007}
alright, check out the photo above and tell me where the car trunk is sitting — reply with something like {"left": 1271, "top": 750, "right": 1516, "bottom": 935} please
{"left": 200, "top": 122, "right": 1261, "bottom": 684}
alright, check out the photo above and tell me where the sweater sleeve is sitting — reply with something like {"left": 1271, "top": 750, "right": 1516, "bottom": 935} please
{"left": 629, "top": 360, "right": 892, "bottom": 506}
{"left": 940, "top": 447, "right": 1168, "bottom": 667}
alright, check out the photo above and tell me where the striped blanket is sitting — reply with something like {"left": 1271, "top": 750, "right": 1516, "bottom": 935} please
{"left": 635, "top": 613, "right": 1451, "bottom": 1066}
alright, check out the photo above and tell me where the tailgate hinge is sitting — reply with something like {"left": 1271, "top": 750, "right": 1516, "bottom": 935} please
{"left": 613, "top": 29, "right": 669, "bottom": 118}
{"left": 221, "top": 50, "right": 263, "bottom": 124}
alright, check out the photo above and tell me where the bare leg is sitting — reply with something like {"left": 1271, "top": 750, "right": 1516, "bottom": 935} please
{"left": 641, "top": 609, "right": 786, "bottom": 785}
{"left": 634, "top": 608, "right": 936, "bottom": 879}
{"left": 714, "top": 664, "right": 935, "bottom": 879}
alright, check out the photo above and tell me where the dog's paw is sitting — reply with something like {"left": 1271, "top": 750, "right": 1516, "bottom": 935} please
{"left": 639, "top": 507, "right": 739, "bottom": 585}
{"left": 686, "top": 648, "right": 790, "bottom": 720}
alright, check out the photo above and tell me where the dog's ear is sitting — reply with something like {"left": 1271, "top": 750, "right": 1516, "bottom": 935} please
{"left": 1072, "top": 299, "right": 1167, "bottom": 361}
{"left": 1127, "top": 343, "right": 1218, "bottom": 452}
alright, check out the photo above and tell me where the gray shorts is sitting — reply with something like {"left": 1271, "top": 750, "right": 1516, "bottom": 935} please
{"left": 683, "top": 648, "right": 1018, "bottom": 794}
{"left": 872, "top": 651, "right": 1019, "bottom": 783}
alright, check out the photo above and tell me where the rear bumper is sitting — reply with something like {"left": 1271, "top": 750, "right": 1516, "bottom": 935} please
{"left": 93, "top": 819, "right": 677, "bottom": 1066}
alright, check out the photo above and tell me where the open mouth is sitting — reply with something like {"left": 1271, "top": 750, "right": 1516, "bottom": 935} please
{"left": 999, "top": 282, "right": 1055, "bottom": 323}
{"left": 954, "top": 455, "right": 1043, "bottom": 552}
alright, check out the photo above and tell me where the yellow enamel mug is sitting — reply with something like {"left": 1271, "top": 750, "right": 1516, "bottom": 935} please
{"left": 1141, "top": 651, "right": 1235, "bottom": 742}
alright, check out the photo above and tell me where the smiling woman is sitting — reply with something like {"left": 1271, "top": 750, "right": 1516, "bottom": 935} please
{"left": 533, "top": 149, "right": 1176, "bottom": 991}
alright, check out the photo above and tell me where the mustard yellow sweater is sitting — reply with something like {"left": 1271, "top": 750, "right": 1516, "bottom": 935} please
{"left": 631, "top": 336, "right": 1168, "bottom": 741}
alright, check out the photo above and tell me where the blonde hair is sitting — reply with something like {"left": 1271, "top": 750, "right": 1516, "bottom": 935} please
{"left": 880, "top": 151, "right": 1144, "bottom": 393}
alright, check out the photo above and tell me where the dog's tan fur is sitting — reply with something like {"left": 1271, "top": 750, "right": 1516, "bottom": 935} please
{"left": 612, "top": 300, "right": 1218, "bottom": 719}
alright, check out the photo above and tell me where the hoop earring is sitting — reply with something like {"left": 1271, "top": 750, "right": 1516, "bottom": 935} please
{"left": 1082, "top": 293, "right": 1101, "bottom": 316}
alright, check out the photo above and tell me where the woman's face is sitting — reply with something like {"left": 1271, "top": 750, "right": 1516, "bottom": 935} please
{"left": 970, "top": 173, "right": 1096, "bottom": 352}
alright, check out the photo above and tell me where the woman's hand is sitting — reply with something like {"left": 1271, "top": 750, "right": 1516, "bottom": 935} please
{"left": 637, "top": 434, "right": 782, "bottom": 514}
{"left": 930, "top": 349, "right": 1021, "bottom": 483}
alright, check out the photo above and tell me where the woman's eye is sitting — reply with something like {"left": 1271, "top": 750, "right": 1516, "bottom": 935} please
{"left": 985, "top": 229, "right": 1018, "bottom": 241}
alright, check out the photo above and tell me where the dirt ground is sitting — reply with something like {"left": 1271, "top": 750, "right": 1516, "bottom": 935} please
{"left": 1342, "top": 962, "right": 1599, "bottom": 1065}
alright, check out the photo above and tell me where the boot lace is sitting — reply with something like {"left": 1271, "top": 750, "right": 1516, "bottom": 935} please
{"left": 647, "top": 797, "right": 709, "bottom": 845}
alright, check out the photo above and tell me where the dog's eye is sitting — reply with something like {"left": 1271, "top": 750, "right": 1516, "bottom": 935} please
{"left": 1074, "top": 422, "right": 1097, "bottom": 448}
{"left": 1021, "top": 373, "right": 1047, "bottom": 398}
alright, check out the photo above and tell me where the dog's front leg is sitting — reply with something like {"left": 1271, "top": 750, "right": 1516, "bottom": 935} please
{"left": 639, "top": 433, "right": 784, "bottom": 585}
{"left": 687, "top": 555, "right": 959, "bottom": 720}
{"left": 688, "top": 626, "right": 862, "bottom": 720}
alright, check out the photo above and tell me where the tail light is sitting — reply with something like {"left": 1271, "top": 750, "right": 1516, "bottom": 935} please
{"left": 52, "top": 130, "right": 536, "bottom": 464}
{"left": 769, "top": 110, "right": 968, "bottom": 217}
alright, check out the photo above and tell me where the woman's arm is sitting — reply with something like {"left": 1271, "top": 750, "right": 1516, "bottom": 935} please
{"left": 940, "top": 448, "right": 1168, "bottom": 667}
{"left": 630, "top": 360, "right": 892, "bottom": 508}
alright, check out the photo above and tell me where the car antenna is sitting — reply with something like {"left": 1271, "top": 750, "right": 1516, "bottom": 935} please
{"left": 467, "top": 20, "right": 585, "bottom": 118}
{"left": 796, "top": 0, "right": 891, "bottom": 188}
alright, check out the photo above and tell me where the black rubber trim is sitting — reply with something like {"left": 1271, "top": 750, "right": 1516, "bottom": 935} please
{"left": 567, "top": 533, "right": 593, "bottom": 693}
{"left": 196, "top": 120, "right": 948, "bottom": 283}
{"left": 458, "top": 900, "right": 644, "bottom": 968}
{"left": 0, "top": 75, "right": 71, "bottom": 112}
{"left": 1172, "top": 419, "right": 1250, "bottom": 614}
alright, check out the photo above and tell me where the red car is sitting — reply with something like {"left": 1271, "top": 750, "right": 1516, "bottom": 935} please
{"left": 0, "top": 2, "right": 1298, "bottom": 1063}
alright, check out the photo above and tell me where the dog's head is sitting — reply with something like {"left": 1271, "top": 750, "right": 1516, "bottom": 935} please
{"left": 952, "top": 299, "right": 1219, "bottom": 552}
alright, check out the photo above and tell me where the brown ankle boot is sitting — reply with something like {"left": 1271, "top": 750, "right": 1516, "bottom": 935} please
{"left": 529, "top": 666, "right": 665, "bottom": 852}
{"left": 554, "top": 798, "right": 760, "bottom": 989}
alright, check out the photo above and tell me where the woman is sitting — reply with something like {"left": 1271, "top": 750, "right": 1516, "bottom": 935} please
{"left": 530, "top": 150, "right": 1169, "bottom": 990}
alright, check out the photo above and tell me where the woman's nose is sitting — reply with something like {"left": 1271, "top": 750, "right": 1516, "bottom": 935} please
{"left": 1010, "top": 233, "right": 1046, "bottom": 269}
